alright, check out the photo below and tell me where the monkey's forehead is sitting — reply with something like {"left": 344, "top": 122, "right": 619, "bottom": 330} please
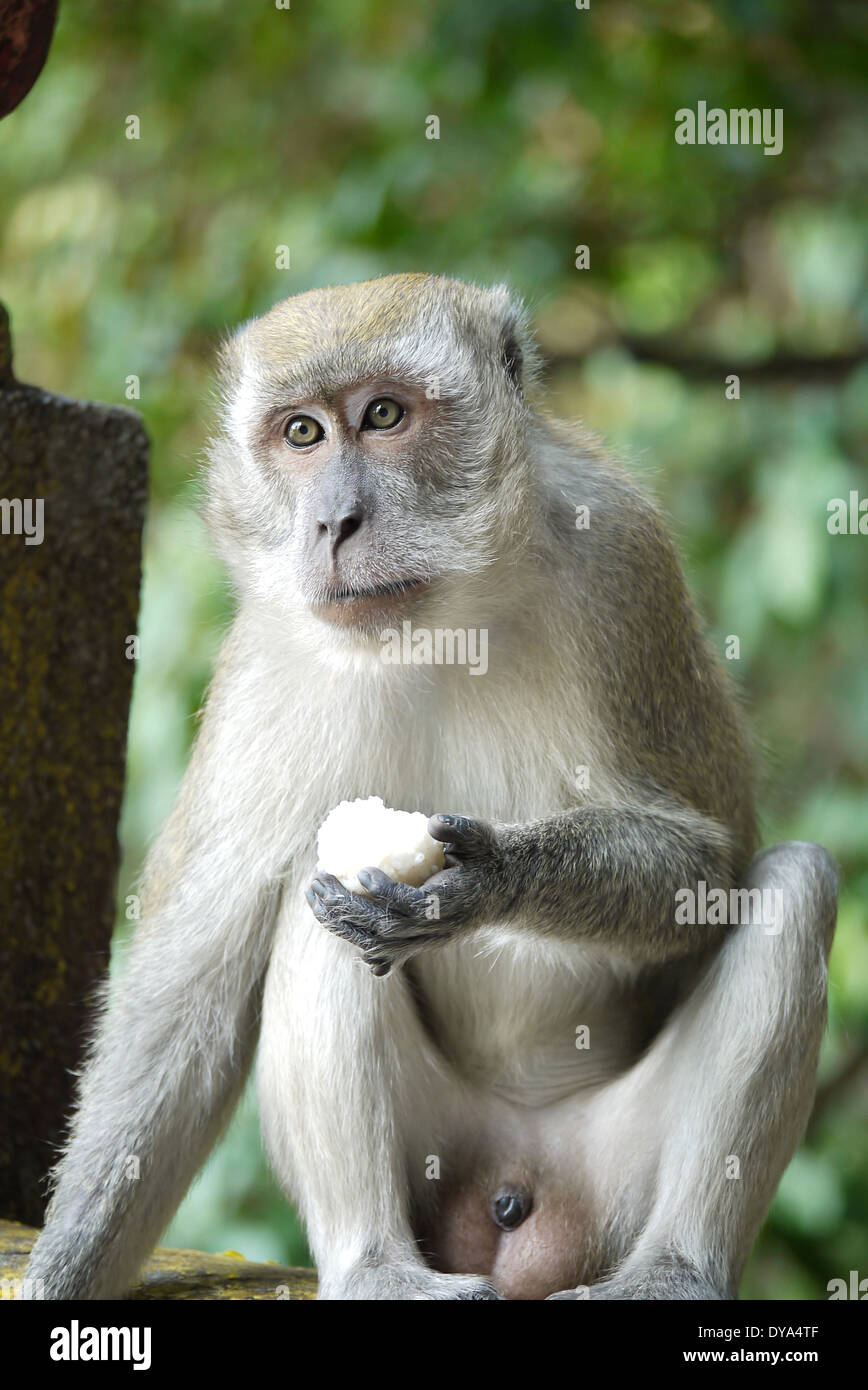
{"left": 232, "top": 273, "right": 514, "bottom": 374}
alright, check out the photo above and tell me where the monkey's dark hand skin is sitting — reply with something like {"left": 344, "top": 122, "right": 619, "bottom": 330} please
{"left": 305, "top": 814, "right": 511, "bottom": 976}
{"left": 308, "top": 802, "right": 737, "bottom": 974}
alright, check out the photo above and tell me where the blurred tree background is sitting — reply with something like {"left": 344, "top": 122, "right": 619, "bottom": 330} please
{"left": 2, "top": 0, "right": 866, "bottom": 1296}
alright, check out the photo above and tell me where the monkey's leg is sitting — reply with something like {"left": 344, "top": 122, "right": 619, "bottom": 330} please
{"left": 258, "top": 914, "right": 501, "bottom": 1300}
{"left": 22, "top": 906, "right": 273, "bottom": 1300}
{"left": 549, "top": 841, "right": 838, "bottom": 1301}
{"left": 22, "top": 645, "right": 296, "bottom": 1301}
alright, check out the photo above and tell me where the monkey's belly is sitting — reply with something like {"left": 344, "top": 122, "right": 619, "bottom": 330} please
{"left": 410, "top": 931, "right": 657, "bottom": 1106}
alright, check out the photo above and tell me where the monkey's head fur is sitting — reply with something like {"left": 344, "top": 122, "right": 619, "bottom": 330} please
{"left": 205, "top": 274, "right": 542, "bottom": 649}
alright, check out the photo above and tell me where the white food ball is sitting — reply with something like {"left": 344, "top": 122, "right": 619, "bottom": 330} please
{"left": 316, "top": 796, "right": 445, "bottom": 894}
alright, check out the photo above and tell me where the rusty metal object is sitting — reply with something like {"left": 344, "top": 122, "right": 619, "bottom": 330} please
{"left": 0, "top": 0, "right": 58, "bottom": 119}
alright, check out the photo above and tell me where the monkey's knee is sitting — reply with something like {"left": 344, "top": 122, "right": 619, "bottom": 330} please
{"left": 743, "top": 840, "right": 838, "bottom": 958}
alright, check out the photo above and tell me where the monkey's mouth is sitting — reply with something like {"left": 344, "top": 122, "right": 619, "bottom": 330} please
{"left": 326, "top": 577, "right": 429, "bottom": 603}
{"left": 313, "top": 576, "right": 431, "bottom": 624}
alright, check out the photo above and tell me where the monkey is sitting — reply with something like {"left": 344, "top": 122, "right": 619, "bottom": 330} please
{"left": 24, "top": 273, "right": 837, "bottom": 1301}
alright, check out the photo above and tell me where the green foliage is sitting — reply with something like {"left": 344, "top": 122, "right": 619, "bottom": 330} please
{"left": 2, "top": 0, "right": 865, "bottom": 1295}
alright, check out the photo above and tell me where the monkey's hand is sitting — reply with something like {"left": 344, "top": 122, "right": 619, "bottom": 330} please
{"left": 305, "top": 814, "right": 510, "bottom": 977}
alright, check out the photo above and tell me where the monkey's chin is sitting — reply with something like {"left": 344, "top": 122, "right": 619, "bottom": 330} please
{"left": 311, "top": 579, "right": 432, "bottom": 630}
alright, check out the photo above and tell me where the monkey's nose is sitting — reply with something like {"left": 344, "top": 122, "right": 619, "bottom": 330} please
{"left": 317, "top": 509, "right": 364, "bottom": 556}
{"left": 491, "top": 1185, "right": 532, "bottom": 1232}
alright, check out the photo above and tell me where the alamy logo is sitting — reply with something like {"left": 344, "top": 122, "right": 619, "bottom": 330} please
{"left": 379, "top": 620, "right": 488, "bottom": 676}
{"left": 50, "top": 1320, "right": 151, "bottom": 1370}
{"left": 675, "top": 881, "right": 784, "bottom": 934}
{"left": 827, "top": 491, "right": 868, "bottom": 534}
{"left": 827, "top": 1271, "right": 868, "bottom": 1299}
{"left": 675, "top": 102, "right": 783, "bottom": 156}
{"left": 0, "top": 497, "right": 44, "bottom": 545}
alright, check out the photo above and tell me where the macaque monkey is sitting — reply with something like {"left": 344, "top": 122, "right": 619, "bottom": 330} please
{"left": 26, "top": 274, "right": 837, "bottom": 1300}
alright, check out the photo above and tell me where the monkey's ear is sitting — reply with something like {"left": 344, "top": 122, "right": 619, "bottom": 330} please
{"left": 487, "top": 283, "right": 532, "bottom": 394}
{"left": 500, "top": 314, "right": 524, "bottom": 391}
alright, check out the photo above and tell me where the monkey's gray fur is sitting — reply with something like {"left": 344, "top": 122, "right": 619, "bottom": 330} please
{"left": 25, "top": 274, "right": 837, "bottom": 1301}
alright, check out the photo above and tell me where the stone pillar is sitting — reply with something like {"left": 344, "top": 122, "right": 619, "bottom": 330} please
{"left": 0, "top": 305, "right": 149, "bottom": 1224}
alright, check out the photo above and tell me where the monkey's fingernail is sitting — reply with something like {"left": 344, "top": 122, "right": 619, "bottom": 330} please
{"left": 370, "top": 960, "right": 390, "bottom": 977}
{"left": 310, "top": 878, "right": 325, "bottom": 895}
{"left": 429, "top": 815, "right": 459, "bottom": 839}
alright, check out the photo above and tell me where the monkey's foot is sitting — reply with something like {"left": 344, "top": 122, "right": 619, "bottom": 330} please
{"left": 547, "top": 1256, "right": 729, "bottom": 1301}
{"left": 320, "top": 1262, "right": 502, "bottom": 1301}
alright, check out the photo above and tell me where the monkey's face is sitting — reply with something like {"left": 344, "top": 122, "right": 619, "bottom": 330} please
{"left": 205, "top": 274, "right": 534, "bottom": 638}
{"left": 256, "top": 376, "right": 453, "bottom": 630}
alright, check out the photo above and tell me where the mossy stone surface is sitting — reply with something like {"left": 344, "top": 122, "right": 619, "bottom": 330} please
{"left": 0, "top": 1220, "right": 318, "bottom": 1300}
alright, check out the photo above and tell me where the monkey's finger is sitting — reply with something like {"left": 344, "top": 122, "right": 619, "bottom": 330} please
{"left": 309, "top": 873, "right": 415, "bottom": 933}
{"left": 308, "top": 873, "right": 393, "bottom": 922}
{"left": 307, "top": 901, "right": 371, "bottom": 949}
{"left": 427, "top": 814, "right": 493, "bottom": 857}
{"left": 412, "top": 863, "right": 492, "bottom": 928}
{"left": 305, "top": 886, "right": 366, "bottom": 938}
{"left": 308, "top": 871, "right": 356, "bottom": 905}
{"left": 305, "top": 885, "right": 384, "bottom": 948}
{"left": 356, "top": 867, "right": 427, "bottom": 916}
{"left": 419, "top": 865, "right": 461, "bottom": 895}
{"left": 364, "top": 932, "right": 445, "bottom": 977}
{"left": 416, "top": 866, "right": 478, "bottom": 921}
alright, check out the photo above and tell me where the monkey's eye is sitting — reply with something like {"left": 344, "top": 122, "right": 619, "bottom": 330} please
{"left": 362, "top": 398, "right": 404, "bottom": 431}
{"left": 285, "top": 415, "right": 324, "bottom": 448}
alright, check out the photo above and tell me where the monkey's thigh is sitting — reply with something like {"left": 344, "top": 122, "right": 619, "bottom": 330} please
{"left": 256, "top": 909, "right": 476, "bottom": 1233}
{"left": 544, "top": 842, "right": 838, "bottom": 1297}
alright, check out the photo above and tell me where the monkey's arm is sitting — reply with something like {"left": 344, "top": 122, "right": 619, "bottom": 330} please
{"left": 466, "top": 803, "right": 736, "bottom": 961}
{"left": 25, "top": 674, "right": 282, "bottom": 1299}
